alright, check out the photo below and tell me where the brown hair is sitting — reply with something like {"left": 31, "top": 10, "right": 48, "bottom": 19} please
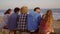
{"left": 14, "top": 7, "right": 20, "bottom": 13}
{"left": 45, "top": 9, "right": 53, "bottom": 25}
{"left": 4, "top": 9, "right": 11, "bottom": 14}
{"left": 46, "top": 9, "right": 52, "bottom": 16}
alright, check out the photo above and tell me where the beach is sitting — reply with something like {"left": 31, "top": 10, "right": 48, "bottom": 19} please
{"left": 52, "top": 20, "right": 60, "bottom": 34}
{"left": 0, "top": 0, "right": 60, "bottom": 34}
{"left": 0, "top": 17, "right": 3, "bottom": 23}
{"left": 0, "top": 16, "right": 60, "bottom": 34}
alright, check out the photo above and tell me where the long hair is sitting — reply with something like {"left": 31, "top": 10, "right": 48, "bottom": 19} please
{"left": 4, "top": 9, "right": 11, "bottom": 15}
{"left": 46, "top": 9, "right": 52, "bottom": 17}
{"left": 45, "top": 9, "right": 53, "bottom": 25}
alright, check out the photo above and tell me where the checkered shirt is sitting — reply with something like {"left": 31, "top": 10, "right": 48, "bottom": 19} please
{"left": 17, "top": 14, "right": 27, "bottom": 31}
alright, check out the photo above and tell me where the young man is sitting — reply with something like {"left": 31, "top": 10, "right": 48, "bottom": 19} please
{"left": 27, "top": 7, "right": 41, "bottom": 34}
{"left": 17, "top": 6, "right": 29, "bottom": 34}
{"left": 8, "top": 7, "right": 20, "bottom": 34}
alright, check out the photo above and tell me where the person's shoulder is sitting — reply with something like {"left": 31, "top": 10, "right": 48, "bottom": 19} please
{"left": 9, "top": 13, "right": 15, "bottom": 17}
{"left": 10, "top": 13, "right": 14, "bottom": 15}
{"left": 42, "top": 14, "right": 46, "bottom": 18}
{"left": 18, "top": 14, "right": 22, "bottom": 17}
{"left": 30, "top": 12, "right": 36, "bottom": 16}
{"left": 4, "top": 14, "right": 10, "bottom": 17}
{"left": 6, "top": 14, "right": 10, "bottom": 15}
{"left": 42, "top": 14, "right": 46, "bottom": 17}
{"left": 4, "top": 14, "right": 9, "bottom": 16}
{"left": 27, "top": 13, "right": 33, "bottom": 17}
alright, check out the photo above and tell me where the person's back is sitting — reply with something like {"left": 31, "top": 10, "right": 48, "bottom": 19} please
{"left": 1, "top": 9, "right": 12, "bottom": 29}
{"left": 27, "top": 11, "right": 41, "bottom": 30}
{"left": 27, "top": 7, "right": 41, "bottom": 34}
{"left": 7, "top": 7, "right": 20, "bottom": 34}
{"left": 38, "top": 10, "right": 54, "bottom": 34}
{"left": 8, "top": 13, "right": 18, "bottom": 30}
{"left": 17, "top": 6, "right": 29, "bottom": 34}
{"left": 2, "top": 9, "right": 12, "bottom": 34}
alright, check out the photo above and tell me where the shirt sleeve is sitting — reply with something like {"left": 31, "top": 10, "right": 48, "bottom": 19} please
{"left": 38, "top": 15, "right": 42, "bottom": 25}
{"left": 17, "top": 15, "right": 19, "bottom": 22}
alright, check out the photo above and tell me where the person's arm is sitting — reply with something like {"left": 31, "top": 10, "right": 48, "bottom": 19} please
{"left": 17, "top": 15, "right": 19, "bottom": 22}
{"left": 38, "top": 15, "right": 42, "bottom": 23}
{"left": 38, "top": 15, "right": 42, "bottom": 27}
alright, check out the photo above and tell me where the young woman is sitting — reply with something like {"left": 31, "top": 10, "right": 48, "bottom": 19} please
{"left": 17, "top": 6, "right": 28, "bottom": 34}
{"left": 8, "top": 7, "right": 20, "bottom": 34}
{"left": 3, "top": 9, "right": 12, "bottom": 28}
{"left": 38, "top": 10, "right": 54, "bottom": 34}
{"left": 2, "top": 9, "right": 12, "bottom": 34}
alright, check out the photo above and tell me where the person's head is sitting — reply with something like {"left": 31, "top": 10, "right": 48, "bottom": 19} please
{"left": 21, "top": 6, "right": 28, "bottom": 14}
{"left": 46, "top": 9, "right": 52, "bottom": 16}
{"left": 42, "top": 14, "right": 46, "bottom": 19}
{"left": 4, "top": 9, "right": 12, "bottom": 15}
{"left": 34, "top": 7, "right": 41, "bottom": 13}
{"left": 46, "top": 10, "right": 53, "bottom": 24}
{"left": 14, "top": 7, "right": 20, "bottom": 14}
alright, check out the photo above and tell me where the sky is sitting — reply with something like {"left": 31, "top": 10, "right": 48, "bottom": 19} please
{"left": 0, "top": 0, "right": 60, "bottom": 9}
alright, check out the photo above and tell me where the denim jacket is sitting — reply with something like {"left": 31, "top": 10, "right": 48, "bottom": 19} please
{"left": 27, "top": 11, "right": 41, "bottom": 31}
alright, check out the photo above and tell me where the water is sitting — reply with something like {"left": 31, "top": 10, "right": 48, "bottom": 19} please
{"left": 0, "top": 9, "right": 60, "bottom": 20}
{"left": 0, "top": 9, "right": 60, "bottom": 33}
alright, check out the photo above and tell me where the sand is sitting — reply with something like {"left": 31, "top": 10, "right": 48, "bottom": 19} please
{"left": 0, "top": 17, "right": 3, "bottom": 23}
{"left": 0, "top": 16, "right": 60, "bottom": 34}
{"left": 52, "top": 20, "right": 60, "bottom": 33}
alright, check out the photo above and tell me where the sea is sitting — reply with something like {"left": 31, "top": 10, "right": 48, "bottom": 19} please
{"left": 0, "top": 9, "right": 60, "bottom": 20}
{"left": 0, "top": 9, "right": 60, "bottom": 33}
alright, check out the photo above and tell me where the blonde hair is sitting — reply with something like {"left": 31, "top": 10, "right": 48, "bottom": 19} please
{"left": 21, "top": 6, "right": 28, "bottom": 14}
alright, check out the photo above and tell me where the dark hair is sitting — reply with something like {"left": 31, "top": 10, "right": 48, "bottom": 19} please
{"left": 34, "top": 7, "right": 40, "bottom": 11}
{"left": 46, "top": 9, "right": 52, "bottom": 17}
{"left": 4, "top": 9, "right": 11, "bottom": 14}
{"left": 14, "top": 7, "right": 20, "bottom": 13}
{"left": 46, "top": 9, "right": 52, "bottom": 14}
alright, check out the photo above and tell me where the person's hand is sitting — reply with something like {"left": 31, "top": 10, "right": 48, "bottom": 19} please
{"left": 51, "top": 27, "right": 54, "bottom": 32}
{"left": 51, "top": 29, "right": 54, "bottom": 32}
{"left": 47, "top": 32, "right": 50, "bottom": 34}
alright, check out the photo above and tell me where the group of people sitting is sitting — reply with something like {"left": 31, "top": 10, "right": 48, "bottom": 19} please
{"left": 2, "top": 6, "right": 54, "bottom": 34}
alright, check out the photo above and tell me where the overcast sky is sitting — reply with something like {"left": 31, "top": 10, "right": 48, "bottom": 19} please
{"left": 0, "top": 0, "right": 60, "bottom": 9}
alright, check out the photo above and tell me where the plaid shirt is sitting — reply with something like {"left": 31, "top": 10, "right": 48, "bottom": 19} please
{"left": 17, "top": 14, "right": 27, "bottom": 31}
